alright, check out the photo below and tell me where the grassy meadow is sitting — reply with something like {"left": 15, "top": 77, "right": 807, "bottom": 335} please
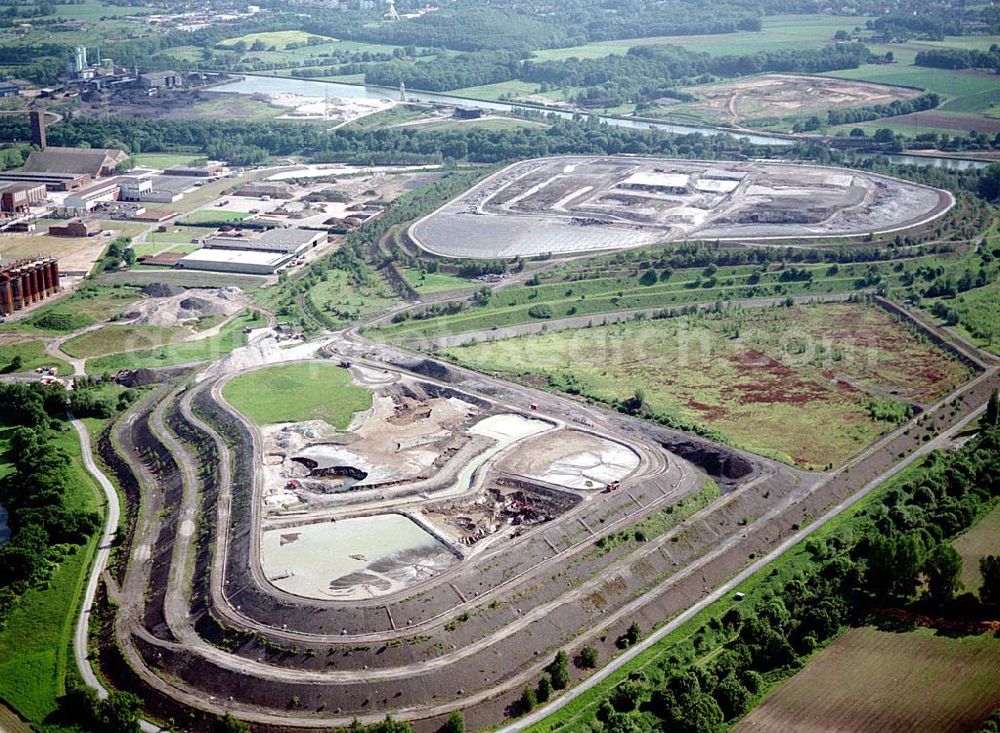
{"left": 222, "top": 363, "right": 372, "bottom": 427}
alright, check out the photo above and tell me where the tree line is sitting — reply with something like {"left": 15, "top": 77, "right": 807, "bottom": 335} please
{"left": 364, "top": 43, "right": 873, "bottom": 100}
{"left": 915, "top": 46, "right": 1000, "bottom": 71}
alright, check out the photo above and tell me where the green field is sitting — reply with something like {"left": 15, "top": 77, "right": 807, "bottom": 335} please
{"left": 534, "top": 14, "right": 865, "bottom": 61}
{"left": 448, "top": 80, "right": 562, "bottom": 101}
{"left": 6, "top": 285, "right": 144, "bottom": 334}
{"left": 344, "top": 104, "right": 435, "bottom": 130}
{"left": 178, "top": 210, "right": 248, "bottom": 225}
{"left": 398, "top": 267, "right": 473, "bottom": 294}
{"left": 442, "top": 302, "right": 969, "bottom": 468}
{"left": 733, "top": 626, "right": 1000, "bottom": 733}
{"left": 222, "top": 362, "right": 372, "bottom": 427}
{"left": 0, "top": 425, "right": 102, "bottom": 724}
{"left": 218, "top": 30, "right": 337, "bottom": 50}
{"left": 61, "top": 324, "right": 192, "bottom": 359}
{"left": 85, "top": 310, "right": 263, "bottom": 374}
{"left": 133, "top": 152, "right": 208, "bottom": 169}
{"left": 953, "top": 502, "right": 1000, "bottom": 594}
{"left": 826, "top": 65, "right": 1000, "bottom": 103}
{"left": 412, "top": 116, "right": 550, "bottom": 132}
{"left": 0, "top": 338, "right": 71, "bottom": 374}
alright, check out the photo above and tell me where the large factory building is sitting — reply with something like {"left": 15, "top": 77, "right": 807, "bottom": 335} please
{"left": 0, "top": 258, "right": 60, "bottom": 316}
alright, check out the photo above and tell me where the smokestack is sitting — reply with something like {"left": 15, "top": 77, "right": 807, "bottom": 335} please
{"left": 29, "top": 110, "right": 46, "bottom": 149}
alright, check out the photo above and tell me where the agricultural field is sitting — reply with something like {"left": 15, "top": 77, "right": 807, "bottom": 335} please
{"left": 0, "top": 425, "right": 102, "bottom": 724}
{"left": 441, "top": 301, "right": 970, "bottom": 468}
{"left": 824, "top": 63, "right": 1000, "bottom": 134}
{"left": 953, "top": 503, "right": 1000, "bottom": 594}
{"left": 222, "top": 362, "right": 371, "bottom": 427}
{"left": 733, "top": 626, "right": 1000, "bottom": 733}
{"left": 533, "top": 14, "right": 862, "bottom": 60}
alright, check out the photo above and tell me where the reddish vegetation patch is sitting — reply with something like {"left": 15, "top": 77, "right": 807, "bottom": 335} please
{"left": 879, "top": 608, "right": 1000, "bottom": 636}
{"left": 728, "top": 350, "right": 830, "bottom": 406}
{"left": 685, "top": 399, "right": 728, "bottom": 421}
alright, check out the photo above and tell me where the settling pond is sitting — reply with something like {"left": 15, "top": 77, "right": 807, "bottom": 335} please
{"left": 261, "top": 513, "right": 457, "bottom": 601}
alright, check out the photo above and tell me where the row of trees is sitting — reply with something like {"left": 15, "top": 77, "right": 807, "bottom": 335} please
{"left": 915, "top": 45, "right": 1000, "bottom": 71}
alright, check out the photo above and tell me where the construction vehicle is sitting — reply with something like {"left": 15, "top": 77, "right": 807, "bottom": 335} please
{"left": 603, "top": 480, "right": 621, "bottom": 493}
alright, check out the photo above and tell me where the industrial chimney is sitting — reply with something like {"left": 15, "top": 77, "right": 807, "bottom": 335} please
{"left": 29, "top": 110, "right": 46, "bottom": 149}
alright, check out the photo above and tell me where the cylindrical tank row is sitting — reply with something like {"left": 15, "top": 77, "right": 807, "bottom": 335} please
{"left": 0, "top": 259, "right": 60, "bottom": 316}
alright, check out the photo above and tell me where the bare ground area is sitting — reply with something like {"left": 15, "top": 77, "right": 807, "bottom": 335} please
{"left": 684, "top": 74, "right": 921, "bottom": 126}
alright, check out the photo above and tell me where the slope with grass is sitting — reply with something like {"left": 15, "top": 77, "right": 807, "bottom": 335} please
{"left": 0, "top": 426, "right": 102, "bottom": 725}
{"left": 85, "top": 310, "right": 264, "bottom": 374}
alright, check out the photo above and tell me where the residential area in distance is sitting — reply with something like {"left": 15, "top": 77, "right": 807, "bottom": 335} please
{"left": 0, "top": 0, "right": 999, "bottom": 732}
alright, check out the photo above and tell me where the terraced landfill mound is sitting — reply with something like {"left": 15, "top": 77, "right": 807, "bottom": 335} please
{"left": 410, "top": 156, "right": 952, "bottom": 258}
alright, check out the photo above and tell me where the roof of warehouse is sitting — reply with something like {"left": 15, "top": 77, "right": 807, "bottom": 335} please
{"left": 22, "top": 147, "right": 128, "bottom": 176}
{"left": 180, "top": 248, "right": 290, "bottom": 266}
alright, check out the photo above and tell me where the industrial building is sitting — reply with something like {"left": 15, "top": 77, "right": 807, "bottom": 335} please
{"left": 203, "top": 227, "right": 326, "bottom": 255}
{"left": 177, "top": 248, "right": 294, "bottom": 275}
{"left": 236, "top": 181, "right": 294, "bottom": 199}
{"left": 22, "top": 146, "right": 129, "bottom": 179}
{"left": 118, "top": 175, "right": 154, "bottom": 202}
{"left": 619, "top": 171, "right": 690, "bottom": 194}
{"left": 177, "top": 227, "right": 327, "bottom": 275}
{"left": 163, "top": 165, "right": 220, "bottom": 178}
{"left": 60, "top": 177, "right": 125, "bottom": 215}
{"left": 0, "top": 81, "right": 20, "bottom": 97}
{"left": 0, "top": 258, "right": 60, "bottom": 316}
{"left": 0, "top": 182, "right": 46, "bottom": 213}
{"left": 139, "top": 70, "right": 182, "bottom": 89}
{"left": 48, "top": 219, "right": 101, "bottom": 237}
{"left": 0, "top": 170, "right": 89, "bottom": 191}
